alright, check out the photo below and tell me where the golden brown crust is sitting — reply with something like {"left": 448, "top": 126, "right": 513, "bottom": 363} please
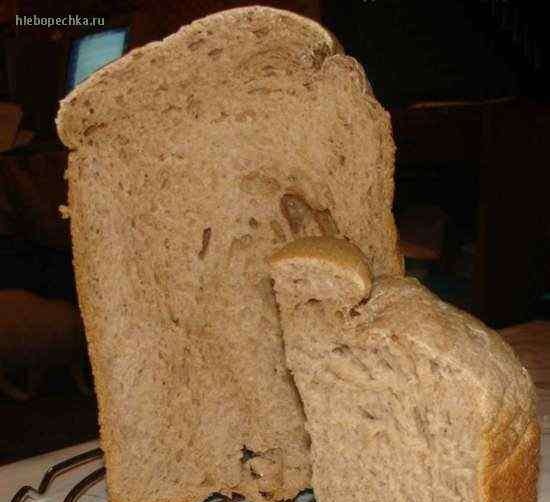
{"left": 269, "top": 236, "right": 373, "bottom": 291}
{"left": 481, "top": 417, "right": 540, "bottom": 502}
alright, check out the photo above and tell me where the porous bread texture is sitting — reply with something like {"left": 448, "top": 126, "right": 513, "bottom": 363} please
{"left": 56, "top": 6, "right": 403, "bottom": 502}
{"left": 269, "top": 236, "right": 373, "bottom": 307}
{"left": 270, "top": 237, "right": 540, "bottom": 502}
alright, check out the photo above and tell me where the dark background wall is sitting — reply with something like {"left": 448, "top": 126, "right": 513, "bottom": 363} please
{"left": 322, "top": 0, "right": 547, "bottom": 107}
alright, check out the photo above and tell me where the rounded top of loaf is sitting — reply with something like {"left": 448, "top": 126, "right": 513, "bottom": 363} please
{"left": 269, "top": 236, "right": 373, "bottom": 303}
{"left": 55, "top": 5, "right": 404, "bottom": 279}
{"left": 56, "top": 6, "right": 341, "bottom": 149}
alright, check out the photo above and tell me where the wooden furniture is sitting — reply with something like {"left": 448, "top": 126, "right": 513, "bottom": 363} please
{"left": 392, "top": 99, "right": 550, "bottom": 327}
{"left": 475, "top": 102, "right": 550, "bottom": 327}
{"left": 397, "top": 205, "right": 449, "bottom": 261}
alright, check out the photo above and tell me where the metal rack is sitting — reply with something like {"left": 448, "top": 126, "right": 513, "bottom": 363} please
{"left": 9, "top": 449, "right": 315, "bottom": 502}
{"left": 10, "top": 448, "right": 105, "bottom": 502}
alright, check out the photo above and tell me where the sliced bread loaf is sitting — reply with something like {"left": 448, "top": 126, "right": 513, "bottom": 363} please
{"left": 270, "top": 236, "right": 540, "bottom": 502}
{"left": 56, "top": 6, "right": 402, "bottom": 502}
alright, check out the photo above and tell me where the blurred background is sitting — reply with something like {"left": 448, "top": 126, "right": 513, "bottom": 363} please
{"left": 0, "top": 0, "right": 549, "bottom": 465}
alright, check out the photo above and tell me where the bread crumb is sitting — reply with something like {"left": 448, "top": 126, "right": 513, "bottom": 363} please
{"left": 59, "top": 205, "right": 71, "bottom": 219}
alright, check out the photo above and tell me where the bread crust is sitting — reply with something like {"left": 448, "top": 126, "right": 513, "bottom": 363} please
{"left": 481, "top": 416, "right": 540, "bottom": 501}
{"left": 269, "top": 236, "right": 373, "bottom": 294}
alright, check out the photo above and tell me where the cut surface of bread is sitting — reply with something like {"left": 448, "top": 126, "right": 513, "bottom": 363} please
{"left": 269, "top": 236, "right": 373, "bottom": 307}
{"left": 56, "top": 6, "right": 402, "bottom": 502}
{"left": 270, "top": 236, "right": 540, "bottom": 502}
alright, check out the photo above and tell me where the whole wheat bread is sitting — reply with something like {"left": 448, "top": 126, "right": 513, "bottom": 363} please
{"left": 269, "top": 236, "right": 540, "bottom": 502}
{"left": 56, "top": 6, "right": 402, "bottom": 502}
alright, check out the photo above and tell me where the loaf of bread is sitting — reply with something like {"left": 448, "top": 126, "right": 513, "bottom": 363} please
{"left": 56, "top": 6, "right": 402, "bottom": 502}
{"left": 270, "top": 236, "right": 540, "bottom": 502}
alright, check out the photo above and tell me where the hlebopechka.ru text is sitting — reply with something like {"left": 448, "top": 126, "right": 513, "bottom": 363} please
{"left": 15, "top": 15, "right": 105, "bottom": 28}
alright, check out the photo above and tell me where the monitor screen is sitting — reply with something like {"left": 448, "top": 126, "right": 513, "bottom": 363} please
{"left": 67, "top": 28, "right": 129, "bottom": 92}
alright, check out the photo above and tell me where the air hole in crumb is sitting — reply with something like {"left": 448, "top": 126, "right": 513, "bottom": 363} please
{"left": 356, "top": 297, "right": 369, "bottom": 307}
{"left": 359, "top": 407, "right": 377, "bottom": 420}
{"left": 249, "top": 217, "right": 259, "bottom": 228}
{"left": 332, "top": 344, "right": 350, "bottom": 355}
{"left": 198, "top": 228, "right": 211, "bottom": 260}
{"left": 231, "top": 494, "right": 245, "bottom": 501}
{"left": 208, "top": 47, "right": 223, "bottom": 57}
{"left": 188, "top": 39, "right": 205, "bottom": 51}
{"left": 241, "top": 446, "right": 258, "bottom": 462}
{"left": 313, "top": 208, "right": 339, "bottom": 236}
{"left": 381, "top": 357, "right": 394, "bottom": 371}
{"left": 335, "top": 310, "right": 344, "bottom": 321}
{"left": 349, "top": 308, "right": 361, "bottom": 317}
{"left": 259, "top": 492, "right": 273, "bottom": 499}
{"left": 252, "top": 27, "right": 270, "bottom": 37}
{"left": 295, "top": 489, "right": 314, "bottom": 501}
{"left": 204, "top": 493, "right": 229, "bottom": 502}
{"left": 200, "top": 474, "right": 213, "bottom": 487}
{"left": 280, "top": 193, "right": 315, "bottom": 235}
{"left": 83, "top": 122, "right": 105, "bottom": 137}
{"left": 306, "top": 298, "right": 320, "bottom": 306}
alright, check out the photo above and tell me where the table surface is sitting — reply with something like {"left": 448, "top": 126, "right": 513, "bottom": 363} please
{"left": 500, "top": 321, "right": 550, "bottom": 418}
{"left": 1, "top": 321, "right": 549, "bottom": 502}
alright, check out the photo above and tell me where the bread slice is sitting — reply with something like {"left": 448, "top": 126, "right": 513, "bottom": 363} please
{"left": 270, "top": 236, "right": 540, "bottom": 502}
{"left": 55, "top": 6, "right": 403, "bottom": 502}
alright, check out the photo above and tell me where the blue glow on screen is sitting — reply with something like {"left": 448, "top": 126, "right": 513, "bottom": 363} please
{"left": 67, "top": 28, "right": 128, "bottom": 91}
